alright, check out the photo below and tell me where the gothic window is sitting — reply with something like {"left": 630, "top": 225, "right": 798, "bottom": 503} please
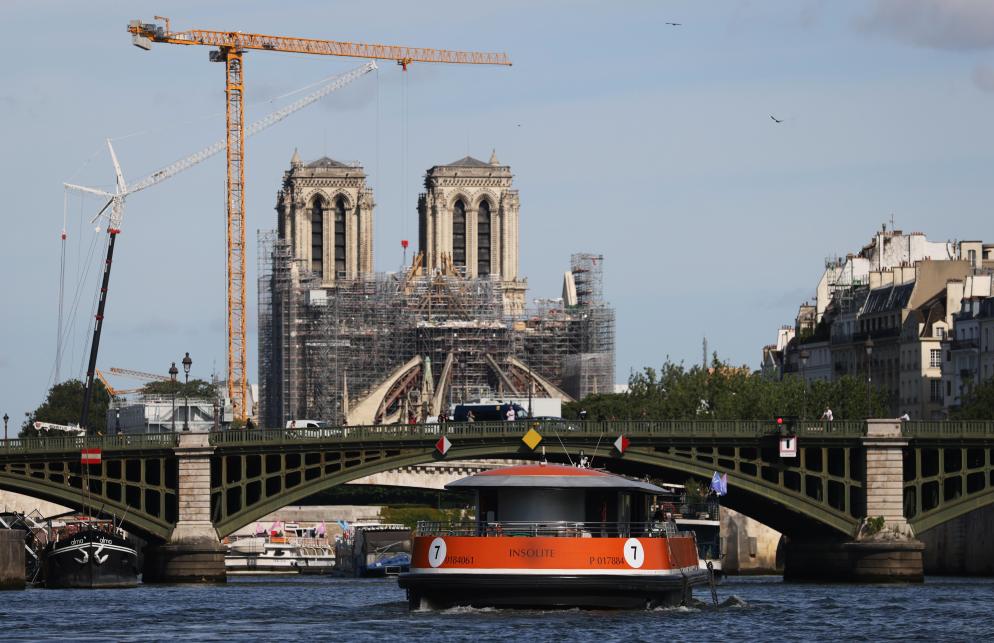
{"left": 453, "top": 199, "right": 466, "bottom": 268}
{"left": 311, "top": 196, "right": 324, "bottom": 275}
{"left": 477, "top": 200, "right": 491, "bottom": 276}
{"left": 335, "top": 196, "right": 347, "bottom": 276}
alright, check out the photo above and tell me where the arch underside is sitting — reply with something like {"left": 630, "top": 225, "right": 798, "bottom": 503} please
{"left": 0, "top": 454, "right": 177, "bottom": 541}
{"left": 212, "top": 437, "right": 861, "bottom": 540}
{"left": 905, "top": 442, "right": 994, "bottom": 534}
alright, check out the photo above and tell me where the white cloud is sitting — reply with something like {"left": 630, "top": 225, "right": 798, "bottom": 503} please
{"left": 857, "top": 0, "right": 994, "bottom": 51}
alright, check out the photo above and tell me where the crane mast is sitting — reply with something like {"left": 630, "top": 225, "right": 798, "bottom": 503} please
{"left": 127, "top": 18, "right": 510, "bottom": 422}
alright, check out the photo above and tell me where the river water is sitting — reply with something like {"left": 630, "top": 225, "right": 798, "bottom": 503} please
{"left": 1, "top": 575, "right": 991, "bottom": 641}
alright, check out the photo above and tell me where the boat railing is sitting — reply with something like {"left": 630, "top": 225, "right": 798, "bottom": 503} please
{"left": 415, "top": 520, "right": 693, "bottom": 539}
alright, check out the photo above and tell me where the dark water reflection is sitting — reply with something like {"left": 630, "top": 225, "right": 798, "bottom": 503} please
{"left": 0, "top": 575, "right": 992, "bottom": 641}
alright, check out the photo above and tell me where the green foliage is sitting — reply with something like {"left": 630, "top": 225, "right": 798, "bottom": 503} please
{"left": 563, "top": 357, "right": 889, "bottom": 421}
{"left": 862, "top": 515, "right": 886, "bottom": 537}
{"left": 142, "top": 378, "right": 216, "bottom": 399}
{"left": 21, "top": 378, "right": 109, "bottom": 436}
{"left": 683, "top": 477, "right": 707, "bottom": 504}
{"left": 952, "top": 379, "right": 994, "bottom": 420}
{"left": 380, "top": 506, "right": 466, "bottom": 530}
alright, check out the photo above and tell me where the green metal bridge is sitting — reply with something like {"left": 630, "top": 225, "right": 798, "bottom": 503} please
{"left": 1, "top": 419, "right": 992, "bottom": 542}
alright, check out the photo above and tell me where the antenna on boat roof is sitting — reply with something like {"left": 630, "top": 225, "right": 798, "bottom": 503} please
{"left": 549, "top": 425, "right": 575, "bottom": 467}
{"left": 587, "top": 432, "right": 605, "bottom": 469}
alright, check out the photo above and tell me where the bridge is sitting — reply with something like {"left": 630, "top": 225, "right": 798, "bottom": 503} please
{"left": 2, "top": 419, "right": 993, "bottom": 582}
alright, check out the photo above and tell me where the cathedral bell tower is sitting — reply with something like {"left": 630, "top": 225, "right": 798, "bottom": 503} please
{"left": 417, "top": 151, "right": 526, "bottom": 314}
{"left": 275, "top": 150, "right": 374, "bottom": 284}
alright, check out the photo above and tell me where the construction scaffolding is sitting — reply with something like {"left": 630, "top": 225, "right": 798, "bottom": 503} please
{"left": 258, "top": 237, "right": 616, "bottom": 427}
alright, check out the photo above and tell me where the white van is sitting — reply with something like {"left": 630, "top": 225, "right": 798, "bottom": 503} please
{"left": 285, "top": 419, "right": 328, "bottom": 429}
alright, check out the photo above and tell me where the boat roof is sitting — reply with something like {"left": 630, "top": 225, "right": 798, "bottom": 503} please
{"left": 445, "top": 464, "right": 667, "bottom": 494}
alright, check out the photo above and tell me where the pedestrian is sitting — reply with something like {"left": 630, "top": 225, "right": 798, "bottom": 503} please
{"left": 899, "top": 411, "right": 911, "bottom": 421}
{"left": 821, "top": 407, "right": 833, "bottom": 421}
{"left": 467, "top": 410, "right": 475, "bottom": 422}
{"left": 505, "top": 406, "right": 516, "bottom": 422}
{"left": 579, "top": 409, "right": 588, "bottom": 421}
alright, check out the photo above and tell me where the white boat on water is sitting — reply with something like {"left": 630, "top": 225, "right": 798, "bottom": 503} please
{"left": 225, "top": 522, "right": 335, "bottom": 575}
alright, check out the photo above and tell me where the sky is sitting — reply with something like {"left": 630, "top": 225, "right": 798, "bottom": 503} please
{"left": 1, "top": 0, "right": 993, "bottom": 430}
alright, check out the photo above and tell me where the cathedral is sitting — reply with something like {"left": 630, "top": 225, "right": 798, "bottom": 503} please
{"left": 258, "top": 152, "right": 614, "bottom": 427}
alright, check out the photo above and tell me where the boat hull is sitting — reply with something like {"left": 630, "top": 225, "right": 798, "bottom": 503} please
{"left": 44, "top": 528, "right": 138, "bottom": 589}
{"left": 400, "top": 571, "right": 704, "bottom": 609}
{"left": 399, "top": 534, "right": 707, "bottom": 610}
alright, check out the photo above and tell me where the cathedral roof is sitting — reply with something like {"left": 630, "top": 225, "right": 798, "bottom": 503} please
{"left": 444, "top": 155, "right": 492, "bottom": 168}
{"left": 306, "top": 156, "right": 350, "bottom": 168}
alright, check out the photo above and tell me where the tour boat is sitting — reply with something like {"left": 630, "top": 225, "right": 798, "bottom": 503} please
{"left": 43, "top": 516, "right": 138, "bottom": 589}
{"left": 398, "top": 464, "right": 708, "bottom": 610}
{"left": 226, "top": 523, "right": 335, "bottom": 575}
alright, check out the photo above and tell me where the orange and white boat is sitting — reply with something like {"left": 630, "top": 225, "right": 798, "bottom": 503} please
{"left": 398, "top": 464, "right": 708, "bottom": 609}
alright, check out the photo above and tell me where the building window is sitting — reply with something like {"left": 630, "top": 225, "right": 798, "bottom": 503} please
{"left": 311, "top": 197, "right": 324, "bottom": 275}
{"left": 929, "top": 349, "right": 941, "bottom": 368}
{"left": 930, "top": 380, "right": 942, "bottom": 403}
{"left": 453, "top": 199, "right": 466, "bottom": 268}
{"left": 334, "top": 196, "right": 346, "bottom": 276}
{"left": 936, "top": 327, "right": 946, "bottom": 340}
{"left": 477, "top": 200, "right": 491, "bottom": 276}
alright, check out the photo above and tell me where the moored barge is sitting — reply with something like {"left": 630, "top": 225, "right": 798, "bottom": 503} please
{"left": 398, "top": 464, "right": 707, "bottom": 609}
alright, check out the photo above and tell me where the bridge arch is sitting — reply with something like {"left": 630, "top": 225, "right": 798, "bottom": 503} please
{"left": 211, "top": 438, "right": 861, "bottom": 540}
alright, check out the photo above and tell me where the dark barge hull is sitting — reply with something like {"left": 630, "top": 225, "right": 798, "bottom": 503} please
{"left": 399, "top": 571, "right": 708, "bottom": 610}
{"left": 44, "top": 528, "right": 139, "bottom": 589}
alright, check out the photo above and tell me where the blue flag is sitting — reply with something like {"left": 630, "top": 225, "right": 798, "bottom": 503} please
{"left": 711, "top": 472, "right": 728, "bottom": 496}
{"left": 710, "top": 471, "right": 722, "bottom": 495}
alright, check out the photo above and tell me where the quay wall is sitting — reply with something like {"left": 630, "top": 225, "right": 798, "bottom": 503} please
{"left": 721, "top": 507, "right": 782, "bottom": 575}
{"left": 920, "top": 503, "right": 994, "bottom": 575}
{"left": 0, "top": 530, "right": 25, "bottom": 590}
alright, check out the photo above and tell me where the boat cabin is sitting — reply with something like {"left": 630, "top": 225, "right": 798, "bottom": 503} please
{"left": 446, "top": 464, "right": 671, "bottom": 537}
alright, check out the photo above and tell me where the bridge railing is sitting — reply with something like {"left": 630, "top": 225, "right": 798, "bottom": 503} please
{"left": 901, "top": 420, "right": 994, "bottom": 438}
{"left": 415, "top": 519, "right": 692, "bottom": 539}
{"left": 207, "top": 418, "right": 867, "bottom": 446}
{"left": 0, "top": 432, "right": 179, "bottom": 455}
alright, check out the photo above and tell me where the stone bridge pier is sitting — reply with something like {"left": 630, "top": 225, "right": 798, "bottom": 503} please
{"left": 784, "top": 420, "right": 924, "bottom": 583}
{"left": 143, "top": 433, "right": 226, "bottom": 583}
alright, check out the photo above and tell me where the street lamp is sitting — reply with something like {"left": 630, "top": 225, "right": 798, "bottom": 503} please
{"left": 864, "top": 337, "right": 874, "bottom": 418}
{"left": 169, "top": 362, "right": 179, "bottom": 432}
{"left": 3, "top": 413, "right": 8, "bottom": 441}
{"left": 182, "top": 352, "right": 192, "bottom": 432}
{"left": 799, "top": 349, "right": 810, "bottom": 419}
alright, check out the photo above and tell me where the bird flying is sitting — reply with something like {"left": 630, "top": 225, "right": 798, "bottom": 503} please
{"left": 770, "top": 115, "right": 783, "bottom": 123}
{"left": 665, "top": 22, "right": 682, "bottom": 26}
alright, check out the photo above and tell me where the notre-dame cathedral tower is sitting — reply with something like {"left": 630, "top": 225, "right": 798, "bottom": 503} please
{"left": 275, "top": 150, "right": 375, "bottom": 284}
{"left": 417, "top": 151, "right": 526, "bottom": 314}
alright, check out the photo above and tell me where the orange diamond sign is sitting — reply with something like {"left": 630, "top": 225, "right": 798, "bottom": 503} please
{"left": 522, "top": 427, "right": 543, "bottom": 450}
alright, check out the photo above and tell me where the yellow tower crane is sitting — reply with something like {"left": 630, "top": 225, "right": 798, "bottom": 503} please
{"left": 127, "top": 17, "right": 511, "bottom": 421}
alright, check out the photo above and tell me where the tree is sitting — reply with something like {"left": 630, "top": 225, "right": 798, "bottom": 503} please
{"left": 141, "top": 378, "right": 216, "bottom": 399}
{"left": 563, "top": 357, "right": 890, "bottom": 421}
{"left": 21, "top": 379, "right": 109, "bottom": 436}
{"left": 953, "top": 379, "right": 994, "bottom": 420}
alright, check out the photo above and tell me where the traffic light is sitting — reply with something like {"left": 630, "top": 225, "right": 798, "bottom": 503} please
{"left": 775, "top": 416, "right": 797, "bottom": 436}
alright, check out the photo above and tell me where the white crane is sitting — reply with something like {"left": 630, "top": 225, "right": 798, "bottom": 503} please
{"left": 65, "top": 60, "right": 377, "bottom": 229}
{"left": 60, "top": 61, "right": 377, "bottom": 432}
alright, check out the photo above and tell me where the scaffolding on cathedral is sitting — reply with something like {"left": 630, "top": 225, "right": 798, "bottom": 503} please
{"left": 258, "top": 234, "right": 616, "bottom": 427}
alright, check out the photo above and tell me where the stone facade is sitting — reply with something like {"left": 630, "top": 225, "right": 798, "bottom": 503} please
{"left": 275, "top": 151, "right": 374, "bottom": 284}
{"left": 417, "top": 152, "right": 526, "bottom": 314}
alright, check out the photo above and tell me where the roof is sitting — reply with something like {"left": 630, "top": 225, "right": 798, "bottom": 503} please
{"left": 444, "top": 155, "right": 492, "bottom": 168}
{"left": 862, "top": 282, "right": 914, "bottom": 315}
{"left": 445, "top": 464, "right": 667, "bottom": 493}
{"left": 306, "top": 156, "right": 350, "bottom": 169}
